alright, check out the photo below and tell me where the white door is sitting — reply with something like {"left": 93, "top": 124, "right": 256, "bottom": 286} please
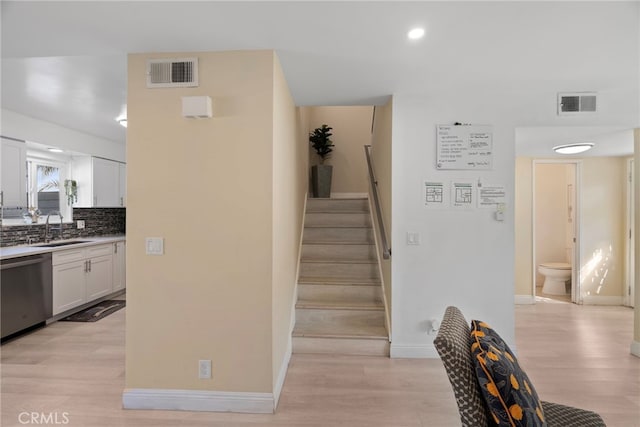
{"left": 86, "top": 255, "right": 113, "bottom": 300}
{"left": 92, "top": 157, "right": 120, "bottom": 207}
{"left": 53, "top": 260, "right": 87, "bottom": 315}
{"left": 1, "top": 138, "right": 27, "bottom": 208}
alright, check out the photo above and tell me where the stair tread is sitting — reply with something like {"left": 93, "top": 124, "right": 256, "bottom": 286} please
{"left": 292, "top": 324, "right": 388, "bottom": 340}
{"left": 299, "top": 277, "right": 381, "bottom": 285}
{"left": 303, "top": 240, "right": 374, "bottom": 245}
{"left": 297, "top": 299, "right": 384, "bottom": 310}
{"left": 300, "top": 258, "right": 377, "bottom": 264}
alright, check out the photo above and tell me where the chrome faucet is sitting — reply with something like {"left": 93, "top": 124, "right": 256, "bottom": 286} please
{"left": 45, "top": 211, "right": 64, "bottom": 243}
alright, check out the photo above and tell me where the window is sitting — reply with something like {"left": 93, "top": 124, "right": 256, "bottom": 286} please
{"left": 27, "top": 156, "right": 71, "bottom": 222}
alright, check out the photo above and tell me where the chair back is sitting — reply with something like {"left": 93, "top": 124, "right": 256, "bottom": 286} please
{"left": 433, "top": 306, "right": 490, "bottom": 427}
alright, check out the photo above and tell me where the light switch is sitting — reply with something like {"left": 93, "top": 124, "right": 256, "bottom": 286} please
{"left": 407, "top": 232, "right": 421, "bottom": 245}
{"left": 146, "top": 237, "right": 164, "bottom": 255}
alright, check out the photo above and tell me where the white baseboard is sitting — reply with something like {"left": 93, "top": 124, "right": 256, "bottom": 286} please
{"left": 631, "top": 340, "right": 640, "bottom": 358}
{"left": 581, "top": 295, "right": 624, "bottom": 305}
{"left": 390, "top": 343, "right": 438, "bottom": 359}
{"left": 123, "top": 388, "right": 274, "bottom": 414}
{"left": 331, "top": 192, "right": 368, "bottom": 199}
{"left": 515, "top": 295, "right": 535, "bottom": 305}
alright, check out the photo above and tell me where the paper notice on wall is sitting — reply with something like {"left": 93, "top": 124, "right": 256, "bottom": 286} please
{"left": 424, "top": 181, "right": 447, "bottom": 209}
{"left": 477, "top": 185, "right": 506, "bottom": 209}
{"left": 451, "top": 181, "right": 475, "bottom": 209}
{"left": 436, "top": 125, "right": 493, "bottom": 170}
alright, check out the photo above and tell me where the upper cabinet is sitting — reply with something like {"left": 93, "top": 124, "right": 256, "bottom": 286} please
{"left": 1, "top": 138, "right": 27, "bottom": 208}
{"left": 73, "top": 157, "right": 126, "bottom": 207}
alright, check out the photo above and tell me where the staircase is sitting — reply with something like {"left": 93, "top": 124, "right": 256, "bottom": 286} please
{"left": 292, "top": 197, "right": 389, "bottom": 356}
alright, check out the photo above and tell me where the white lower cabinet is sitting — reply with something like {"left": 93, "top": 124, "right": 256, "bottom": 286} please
{"left": 52, "top": 260, "right": 87, "bottom": 315}
{"left": 113, "top": 241, "right": 126, "bottom": 292}
{"left": 52, "top": 243, "right": 116, "bottom": 316}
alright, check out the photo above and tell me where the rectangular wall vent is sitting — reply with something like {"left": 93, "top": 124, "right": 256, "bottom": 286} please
{"left": 146, "top": 58, "right": 198, "bottom": 88}
{"left": 558, "top": 92, "right": 597, "bottom": 115}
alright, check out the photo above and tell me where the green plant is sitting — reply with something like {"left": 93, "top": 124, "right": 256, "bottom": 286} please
{"left": 64, "top": 179, "right": 77, "bottom": 206}
{"left": 309, "top": 124, "right": 334, "bottom": 164}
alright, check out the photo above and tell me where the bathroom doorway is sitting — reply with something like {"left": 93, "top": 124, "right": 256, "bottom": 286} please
{"left": 533, "top": 160, "right": 581, "bottom": 303}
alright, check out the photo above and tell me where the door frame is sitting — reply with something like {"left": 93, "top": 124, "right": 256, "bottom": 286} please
{"left": 626, "top": 158, "right": 635, "bottom": 307}
{"left": 532, "top": 159, "right": 582, "bottom": 303}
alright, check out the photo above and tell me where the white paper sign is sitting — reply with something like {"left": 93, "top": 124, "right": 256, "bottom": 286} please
{"left": 451, "top": 181, "right": 475, "bottom": 209}
{"left": 436, "top": 125, "right": 493, "bottom": 170}
{"left": 478, "top": 185, "right": 506, "bottom": 209}
{"left": 424, "top": 181, "right": 447, "bottom": 209}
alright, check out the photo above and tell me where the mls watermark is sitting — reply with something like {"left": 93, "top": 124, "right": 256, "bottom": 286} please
{"left": 18, "top": 412, "right": 70, "bottom": 425}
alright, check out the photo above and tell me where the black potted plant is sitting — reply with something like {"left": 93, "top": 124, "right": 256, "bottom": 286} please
{"left": 309, "top": 124, "right": 334, "bottom": 198}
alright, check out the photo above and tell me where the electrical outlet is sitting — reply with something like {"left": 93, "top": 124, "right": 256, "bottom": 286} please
{"left": 198, "top": 360, "right": 212, "bottom": 379}
{"left": 76, "top": 220, "right": 85, "bottom": 229}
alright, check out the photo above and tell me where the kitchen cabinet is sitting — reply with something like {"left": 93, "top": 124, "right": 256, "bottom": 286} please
{"left": 112, "top": 241, "right": 126, "bottom": 292}
{"left": 1, "top": 138, "right": 27, "bottom": 208}
{"left": 72, "top": 156, "right": 126, "bottom": 207}
{"left": 52, "top": 244, "right": 113, "bottom": 315}
{"left": 118, "top": 162, "right": 127, "bottom": 207}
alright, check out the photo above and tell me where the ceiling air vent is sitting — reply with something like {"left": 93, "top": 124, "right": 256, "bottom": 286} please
{"left": 146, "top": 58, "right": 198, "bottom": 88}
{"left": 558, "top": 92, "right": 597, "bottom": 115}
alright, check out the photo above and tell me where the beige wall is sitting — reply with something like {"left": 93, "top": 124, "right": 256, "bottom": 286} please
{"left": 515, "top": 157, "right": 627, "bottom": 300}
{"left": 127, "top": 50, "right": 301, "bottom": 396}
{"left": 271, "top": 54, "right": 307, "bottom": 393}
{"left": 371, "top": 100, "right": 393, "bottom": 325}
{"left": 535, "top": 163, "right": 572, "bottom": 285}
{"left": 514, "top": 157, "right": 533, "bottom": 296}
{"left": 307, "top": 106, "right": 373, "bottom": 195}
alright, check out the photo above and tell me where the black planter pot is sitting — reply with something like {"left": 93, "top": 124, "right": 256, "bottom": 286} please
{"left": 311, "top": 165, "right": 333, "bottom": 198}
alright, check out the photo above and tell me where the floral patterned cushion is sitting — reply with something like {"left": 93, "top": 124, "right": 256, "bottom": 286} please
{"left": 470, "top": 320, "right": 547, "bottom": 427}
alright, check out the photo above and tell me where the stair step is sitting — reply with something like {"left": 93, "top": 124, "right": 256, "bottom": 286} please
{"left": 300, "top": 258, "right": 377, "bottom": 264}
{"left": 301, "top": 243, "right": 376, "bottom": 261}
{"left": 305, "top": 212, "right": 372, "bottom": 227}
{"left": 292, "top": 336, "right": 389, "bottom": 356}
{"left": 303, "top": 227, "right": 374, "bottom": 244}
{"left": 306, "top": 198, "right": 369, "bottom": 213}
{"left": 295, "top": 307, "right": 384, "bottom": 329}
{"left": 296, "top": 300, "right": 384, "bottom": 310}
{"left": 298, "top": 283, "right": 382, "bottom": 303}
{"left": 293, "top": 319, "right": 386, "bottom": 338}
{"left": 299, "top": 261, "right": 380, "bottom": 280}
{"left": 298, "top": 277, "right": 381, "bottom": 286}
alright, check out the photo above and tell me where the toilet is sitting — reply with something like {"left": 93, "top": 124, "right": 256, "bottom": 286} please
{"left": 538, "top": 262, "right": 571, "bottom": 295}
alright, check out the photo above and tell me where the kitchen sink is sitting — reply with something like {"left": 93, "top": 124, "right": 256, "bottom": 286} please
{"left": 35, "top": 240, "right": 92, "bottom": 248}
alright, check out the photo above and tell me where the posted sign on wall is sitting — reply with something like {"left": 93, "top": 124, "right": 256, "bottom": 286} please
{"left": 436, "top": 124, "right": 493, "bottom": 170}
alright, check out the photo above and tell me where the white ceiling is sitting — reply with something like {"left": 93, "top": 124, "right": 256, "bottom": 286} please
{"left": 2, "top": 1, "right": 638, "bottom": 157}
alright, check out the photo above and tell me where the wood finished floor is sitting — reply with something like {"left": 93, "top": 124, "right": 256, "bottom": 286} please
{"left": 1, "top": 300, "right": 638, "bottom": 427}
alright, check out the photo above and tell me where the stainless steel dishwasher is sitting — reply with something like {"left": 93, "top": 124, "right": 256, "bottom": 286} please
{"left": 1, "top": 253, "right": 53, "bottom": 340}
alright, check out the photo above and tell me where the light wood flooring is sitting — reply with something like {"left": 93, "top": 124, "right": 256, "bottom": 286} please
{"left": 1, "top": 300, "right": 638, "bottom": 427}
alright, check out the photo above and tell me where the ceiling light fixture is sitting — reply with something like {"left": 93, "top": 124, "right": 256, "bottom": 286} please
{"left": 48, "top": 148, "right": 63, "bottom": 153}
{"left": 117, "top": 118, "right": 127, "bottom": 128}
{"left": 553, "top": 143, "right": 594, "bottom": 155}
{"left": 407, "top": 27, "right": 425, "bottom": 40}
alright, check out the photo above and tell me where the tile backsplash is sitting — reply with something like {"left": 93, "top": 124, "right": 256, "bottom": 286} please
{"left": 1, "top": 208, "right": 125, "bottom": 247}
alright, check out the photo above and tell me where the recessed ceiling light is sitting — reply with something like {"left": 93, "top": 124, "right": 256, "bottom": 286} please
{"left": 407, "top": 27, "right": 425, "bottom": 40}
{"left": 48, "top": 148, "right": 63, "bottom": 153}
{"left": 553, "top": 143, "right": 594, "bottom": 155}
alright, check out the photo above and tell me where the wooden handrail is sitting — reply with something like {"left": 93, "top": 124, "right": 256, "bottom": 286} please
{"left": 364, "top": 145, "right": 390, "bottom": 259}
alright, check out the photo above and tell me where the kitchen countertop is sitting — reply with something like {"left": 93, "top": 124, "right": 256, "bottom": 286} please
{"left": 1, "top": 235, "right": 126, "bottom": 260}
